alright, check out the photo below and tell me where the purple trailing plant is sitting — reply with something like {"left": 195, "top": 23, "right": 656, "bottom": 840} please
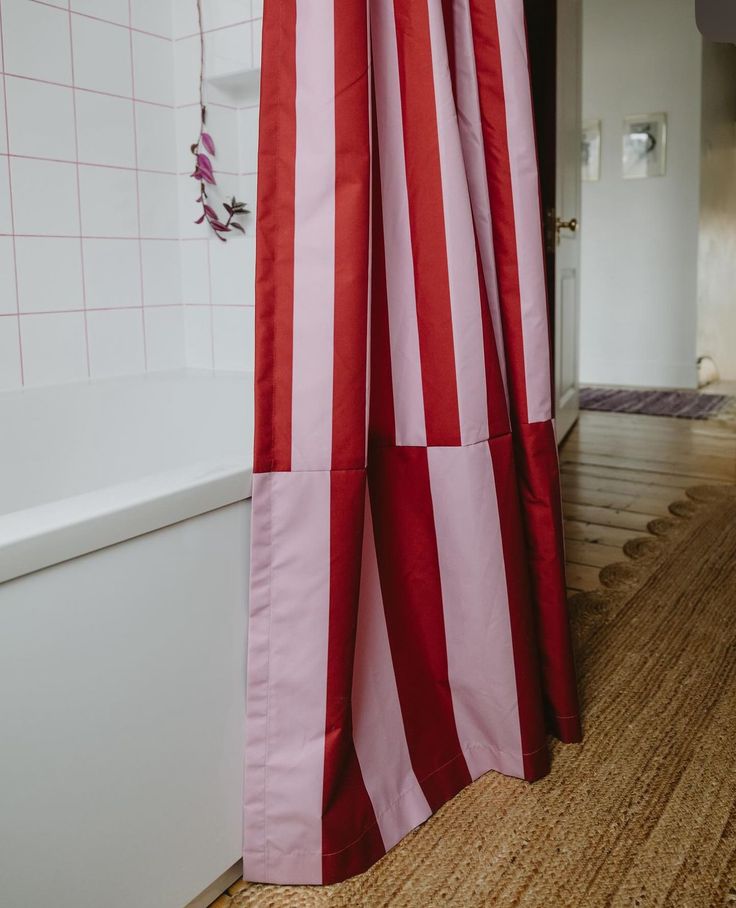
{"left": 190, "top": 0, "right": 248, "bottom": 240}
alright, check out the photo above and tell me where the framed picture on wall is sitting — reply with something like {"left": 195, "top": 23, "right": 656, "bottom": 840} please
{"left": 622, "top": 112, "right": 667, "bottom": 179}
{"left": 581, "top": 119, "right": 601, "bottom": 181}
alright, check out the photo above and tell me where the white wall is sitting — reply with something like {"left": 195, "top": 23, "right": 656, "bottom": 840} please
{"left": 0, "top": 0, "right": 260, "bottom": 392}
{"left": 580, "top": 0, "right": 703, "bottom": 388}
{"left": 0, "top": 0, "right": 183, "bottom": 390}
{"left": 696, "top": 40, "right": 736, "bottom": 382}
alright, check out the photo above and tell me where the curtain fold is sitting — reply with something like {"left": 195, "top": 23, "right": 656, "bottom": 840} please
{"left": 245, "top": 0, "right": 581, "bottom": 885}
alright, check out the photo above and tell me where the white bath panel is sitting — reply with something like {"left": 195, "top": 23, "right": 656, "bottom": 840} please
{"left": 0, "top": 503, "right": 251, "bottom": 908}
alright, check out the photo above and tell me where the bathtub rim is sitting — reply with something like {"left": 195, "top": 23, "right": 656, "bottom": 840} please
{"left": 0, "top": 460, "right": 252, "bottom": 585}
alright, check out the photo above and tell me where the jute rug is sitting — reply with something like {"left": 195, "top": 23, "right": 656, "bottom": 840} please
{"left": 221, "top": 485, "right": 736, "bottom": 908}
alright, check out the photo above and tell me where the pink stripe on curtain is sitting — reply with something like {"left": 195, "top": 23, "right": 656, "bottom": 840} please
{"left": 371, "top": 0, "right": 426, "bottom": 448}
{"left": 243, "top": 472, "right": 331, "bottom": 884}
{"left": 291, "top": 2, "right": 335, "bottom": 471}
{"left": 427, "top": 442, "right": 524, "bottom": 779}
{"left": 352, "top": 492, "right": 432, "bottom": 850}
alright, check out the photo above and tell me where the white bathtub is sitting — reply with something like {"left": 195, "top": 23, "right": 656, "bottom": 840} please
{"left": 0, "top": 371, "right": 253, "bottom": 908}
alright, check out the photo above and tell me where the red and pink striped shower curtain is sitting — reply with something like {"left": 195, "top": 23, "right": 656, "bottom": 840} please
{"left": 244, "top": 0, "right": 581, "bottom": 885}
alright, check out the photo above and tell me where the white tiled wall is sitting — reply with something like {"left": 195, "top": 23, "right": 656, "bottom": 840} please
{"left": 0, "top": 0, "right": 259, "bottom": 391}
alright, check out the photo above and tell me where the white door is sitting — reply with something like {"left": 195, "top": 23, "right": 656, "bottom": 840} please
{"left": 553, "top": 0, "right": 582, "bottom": 441}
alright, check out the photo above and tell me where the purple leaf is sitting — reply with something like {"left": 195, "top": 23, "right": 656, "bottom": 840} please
{"left": 230, "top": 221, "right": 245, "bottom": 233}
{"left": 211, "top": 222, "right": 231, "bottom": 232}
{"left": 194, "top": 213, "right": 206, "bottom": 224}
{"left": 197, "top": 153, "right": 214, "bottom": 176}
{"left": 196, "top": 154, "right": 216, "bottom": 185}
{"left": 203, "top": 204, "right": 218, "bottom": 220}
{"left": 201, "top": 132, "right": 216, "bottom": 155}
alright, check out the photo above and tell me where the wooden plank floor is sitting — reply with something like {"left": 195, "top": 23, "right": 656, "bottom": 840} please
{"left": 559, "top": 408, "right": 736, "bottom": 594}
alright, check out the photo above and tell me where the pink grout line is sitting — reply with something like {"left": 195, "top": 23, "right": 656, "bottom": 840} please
{"left": 0, "top": 303, "right": 251, "bottom": 319}
{"left": 0, "top": 303, "right": 188, "bottom": 317}
{"left": 0, "top": 151, "right": 177, "bottom": 177}
{"left": 0, "top": 233, "right": 183, "bottom": 240}
{"left": 0, "top": 2, "right": 25, "bottom": 385}
{"left": 1, "top": 71, "right": 175, "bottom": 110}
{"left": 127, "top": 0, "right": 148, "bottom": 370}
{"left": 28, "top": 0, "right": 173, "bottom": 43}
{"left": 175, "top": 16, "right": 263, "bottom": 43}
{"left": 67, "top": 0, "right": 91, "bottom": 378}
{"left": 178, "top": 99, "right": 241, "bottom": 112}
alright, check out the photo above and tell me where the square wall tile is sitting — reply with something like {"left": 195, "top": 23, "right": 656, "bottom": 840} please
{"left": 239, "top": 173, "right": 257, "bottom": 222}
{"left": 78, "top": 165, "right": 138, "bottom": 237}
{"left": 208, "top": 233, "right": 247, "bottom": 307}
{"left": 0, "top": 316, "right": 22, "bottom": 390}
{"left": 137, "top": 172, "right": 178, "bottom": 237}
{"left": 174, "top": 2, "right": 198, "bottom": 39}
{"left": 252, "top": 16, "right": 262, "bottom": 68}
{"left": 10, "top": 158, "right": 80, "bottom": 236}
{"left": 135, "top": 103, "right": 176, "bottom": 172}
{"left": 144, "top": 306, "right": 185, "bottom": 370}
{"left": 180, "top": 240, "right": 209, "bottom": 304}
{"left": 72, "top": 16, "right": 132, "bottom": 97}
{"left": 75, "top": 91, "right": 136, "bottom": 168}
{"left": 83, "top": 238, "right": 141, "bottom": 308}
{"left": 15, "top": 237, "right": 83, "bottom": 313}
{"left": 238, "top": 105, "right": 259, "bottom": 174}
{"left": 0, "top": 158, "right": 12, "bottom": 234}
{"left": 176, "top": 105, "right": 201, "bottom": 173}
{"left": 0, "top": 237, "right": 17, "bottom": 314}
{"left": 178, "top": 174, "right": 205, "bottom": 239}
{"left": 130, "top": 0, "right": 173, "bottom": 38}
{"left": 87, "top": 308, "right": 145, "bottom": 377}
{"left": 5, "top": 78, "right": 76, "bottom": 160}
{"left": 2, "top": 0, "right": 72, "bottom": 84}
{"left": 241, "top": 233, "right": 256, "bottom": 305}
{"left": 251, "top": 0, "right": 263, "bottom": 18}
{"left": 205, "top": 23, "right": 252, "bottom": 79}
{"left": 212, "top": 304, "right": 253, "bottom": 371}
{"left": 184, "top": 305, "right": 213, "bottom": 369}
{"left": 203, "top": 0, "right": 250, "bottom": 31}
{"left": 174, "top": 36, "right": 200, "bottom": 106}
{"left": 132, "top": 32, "right": 174, "bottom": 106}
{"left": 20, "top": 311, "right": 88, "bottom": 386}
{"left": 70, "top": 0, "right": 129, "bottom": 27}
{"left": 0, "top": 84, "right": 7, "bottom": 154}
{"left": 141, "top": 239, "right": 180, "bottom": 306}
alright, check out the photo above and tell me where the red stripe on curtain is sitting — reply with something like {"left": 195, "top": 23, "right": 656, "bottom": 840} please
{"left": 331, "top": 0, "right": 370, "bottom": 471}
{"left": 368, "top": 118, "right": 396, "bottom": 447}
{"left": 253, "top": 0, "right": 296, "bottom": 473}
{"left": 466, "top": 0, "right": 529, "bottom": 423}
{"left": 393, "top": 0, "right": 461, "bottom": 446}
{"left": 368, "top": 446, "right": 472, "bottom": 810}
{"left": 322, "top": 471, "right": 384, "bottom": 882}
{"left": 514, "top": 421, "right": 582, "bottom": 742}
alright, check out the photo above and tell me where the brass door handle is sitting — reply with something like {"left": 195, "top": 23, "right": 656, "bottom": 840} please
{"left": 556, "top": 217, "right": 578, "bottom": 233}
